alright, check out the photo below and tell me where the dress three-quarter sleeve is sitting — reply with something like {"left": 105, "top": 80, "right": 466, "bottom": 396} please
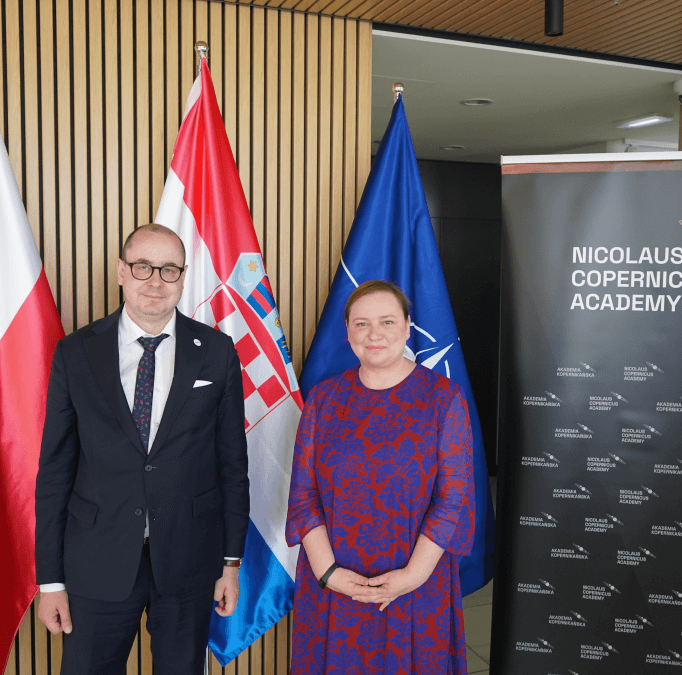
{"left": 285, "top": 387, "right": 327, "bottom": 546}
{"left": 419, "top": 386, "right": 476, "bottom": 556}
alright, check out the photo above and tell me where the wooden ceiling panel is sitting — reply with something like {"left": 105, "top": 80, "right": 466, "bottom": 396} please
{"left": 252, "top": 0, "right": 682, "bottom": 65}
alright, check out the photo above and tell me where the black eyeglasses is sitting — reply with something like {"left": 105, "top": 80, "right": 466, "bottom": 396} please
{"left": 123, "top": 261, "right": 185, "bottom": 283}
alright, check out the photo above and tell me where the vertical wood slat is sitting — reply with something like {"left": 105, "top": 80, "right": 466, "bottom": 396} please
{"left": 330, "top": 17, "right": 345, "bottom": 285}
{"left": 304, "top": 14, "right": 319, "bottom": 356}
{"left": 238, "top": 4, "right": 251, "bottom": 209}
{"left": 222, "top": 3, "right": 237, "bottom": 150}
{"left": 252, "top": 7, "right": 266, "bottom": 250}
{"left": 17, "top": 610, "right": 31, "bottom": 675}
{"left": 5, "top": 0, "right": 22, "bottom": 196}
{"left": 73, "top": 0, "right": 90, "bottom": 328}
{"left": 89, "top": 0, "right": 105, "bottom": 322}
{"left": 34, "top": 605, "right": 48, "bottom": 675}
{"left": 291, "top": 11, "right": 305, "bottom": 375}
{"left": 342, "top": 19, "right": 357, "bottom": 243}
{"left": 265, "top": 8, "right": 279, "bottom": 302}
{"left": 277, "top": 9, "right": 292, "bottom": 370}
{"left": 2, "top": 2, "right": 372, "bottom": 674}
{"left": 317, "top": 15, "right": 332, "bottom": 317}
{"left": 151, "top": 0, "right": 166, "bottom": 212}
{"left": 55, "top": 0, "right": 74, "bottom": 333}
{"left": 356, "top": 21, "right": 372, "bottom": 207}
{"left": 180, "top": 0, "right": 194, "bottom": 121}
{"left": 22, "top": 0, "right": 40, "bottom": 246}
{"left": 120, "top": 0, "right": 136, "bottom": 271}
{"left": 136, "top": 0, "right": 150, "bottom": 227}
{"left": 105, "top": 0, "right": 121, "bottom": 315}
{"left": 165, "top": 0, "right": 179, "bottom": 172}
{"left": 209, "top": 1, "right": 224, "bottom": 123}
{"left": 40, "top": 0, "right": 58, "bottom": 298}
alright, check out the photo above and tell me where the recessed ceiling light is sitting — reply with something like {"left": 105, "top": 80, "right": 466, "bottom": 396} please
{"left": 616, "top": 114, "right": 673, "bottom": 129}
{"left": 441, "top": 145, "right": 464, "bottom": 150}
{"left": 461, "top": 98, "right": 493, "bottom": 106}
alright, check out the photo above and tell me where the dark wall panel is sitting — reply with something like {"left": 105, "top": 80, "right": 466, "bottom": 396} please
{"left": 418, "top": 159, "right": 501, "bottom": 473}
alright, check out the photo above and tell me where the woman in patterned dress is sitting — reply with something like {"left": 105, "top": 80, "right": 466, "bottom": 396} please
{"left": 286, "top": 280, "right": 475, "bottom": 675}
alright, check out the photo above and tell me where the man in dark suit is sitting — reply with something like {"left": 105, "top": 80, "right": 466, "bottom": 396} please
{"left": 35, "top": 223, "right": 249, "bottom": 674}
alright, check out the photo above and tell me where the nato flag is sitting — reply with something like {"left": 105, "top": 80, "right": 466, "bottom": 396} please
{"left": 298, "top": 95, "right": 494, "bottom": 596}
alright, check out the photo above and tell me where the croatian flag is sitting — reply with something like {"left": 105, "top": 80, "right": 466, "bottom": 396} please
{"left": 0, "top": 134, "right": 64, "bottom": 670}
{"left": 299, "top": 95, "right": 495, "bottom": 596}
{"left": 155, "top": 58, "right": 301, "bottom": 664}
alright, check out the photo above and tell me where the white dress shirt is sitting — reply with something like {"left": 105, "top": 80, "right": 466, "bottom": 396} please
{"left": 41, "top": 306, "right": 234, "bottom": 593}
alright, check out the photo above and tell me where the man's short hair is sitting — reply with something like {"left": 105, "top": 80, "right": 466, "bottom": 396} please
{"left": 120, "top": 224, "right": 186, "bottom": 266}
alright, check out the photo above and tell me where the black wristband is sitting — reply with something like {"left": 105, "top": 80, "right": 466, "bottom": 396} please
{"left": 318, "top": 562, "right": 339, "bottom": 589}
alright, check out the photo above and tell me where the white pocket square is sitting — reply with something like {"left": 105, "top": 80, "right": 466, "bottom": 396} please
{"left": 193, "top": 380, "right": 213, "bottom": 388}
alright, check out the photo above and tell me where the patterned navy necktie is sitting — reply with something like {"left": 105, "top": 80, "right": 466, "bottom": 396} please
{"left": 132, "top": 334, "right": 169, "bottom": 451}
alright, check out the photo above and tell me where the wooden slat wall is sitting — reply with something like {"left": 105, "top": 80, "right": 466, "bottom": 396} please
{"left": 1, "top": 0, "right": 371, "bottom": 673}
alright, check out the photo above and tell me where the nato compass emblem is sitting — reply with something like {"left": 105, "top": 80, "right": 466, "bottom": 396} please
{"left": 543, "top": 451, "right": 560, "bottom": 463}
{"left": 642, "top": 486, "right": 659, "bottom": 498}
{"left": 646, "top": 362, "right": 664, "bottom": 374}
{"left": 539, "top": 579, "right": 556, "bottom": 591}
{"left": 601, "top": 642, "right": 619, "bottom": 654}
{"left": 545, "top": 391, "right": 562, "bottom": 402}
{"left": 537, "top": 638, "right": 553, "bottom": 649}
{"left": 577, "top": 423, "right": 594, "bottom": 434}
{"left": 671, "top": 590, "right": 682, "bottom": 599}
{"left": 570, "top": 611, "right": 587, "bottom": 623}
{"left": 573, "top": 543, "right": 590, "bottom": 556}
{"left": 636, "top": 615, "right": 654, "bottom": 627}
{"left": 606, "top": 514, "right": 624, "bottom": 526}
{"left": 575, "top": 484, "right": 592, "bottom": 495}
{"left": 579, "top": 362, "right": 597, "bottom": 374}
{"left": 604, "top": 582, "right": 621, "bottom": 595}
{"left": 643, "top": 424, "right": 662, "bottom": 436}
{"left": 542, "top": 512, "right": 559, "bottom": 524}
{"left": 639, "top": 546, "right": 656, "bottom": 559}
{"left": 609, "top": 453, "right": 627, "bottom": 465}
{"left": 611, "top": 392, "right": 628, "bottom": 403}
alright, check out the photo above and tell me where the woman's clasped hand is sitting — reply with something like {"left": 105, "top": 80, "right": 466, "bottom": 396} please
{"left": 352, "top": 568, "right": 425, "bottom": 612}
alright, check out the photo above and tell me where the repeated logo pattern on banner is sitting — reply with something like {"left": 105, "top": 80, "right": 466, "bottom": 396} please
{"left": 492, "top": 156, "right": 682, "bottom": 675}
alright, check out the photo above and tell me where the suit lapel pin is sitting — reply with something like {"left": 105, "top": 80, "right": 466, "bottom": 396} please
{"left": 194, "top": 339, "right": 201, "bottom": 346}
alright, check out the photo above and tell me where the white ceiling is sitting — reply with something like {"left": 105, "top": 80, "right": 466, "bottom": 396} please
{"left": 372, "top": 30, "right": 682, "bottom": 164}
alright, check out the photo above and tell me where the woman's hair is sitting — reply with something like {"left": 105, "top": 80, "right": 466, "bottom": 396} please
{"left": 344, "top": 280, "right": 411, "bottom": 323}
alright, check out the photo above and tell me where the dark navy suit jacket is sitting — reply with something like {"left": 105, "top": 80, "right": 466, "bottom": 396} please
{"left": 35, "top": 307, "right": 249, "bottom": 602}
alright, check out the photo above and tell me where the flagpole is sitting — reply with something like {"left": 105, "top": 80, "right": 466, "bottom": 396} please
{"left": 196, "top": 40, "right": 208, "bottom": 75}
{"left": 193, "top": 44, "right": 210, "bottom": 675}
{"left": 392, "top": 81, "right": 404, "bottom": 102}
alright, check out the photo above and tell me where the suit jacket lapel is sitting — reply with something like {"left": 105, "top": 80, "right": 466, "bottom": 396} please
{"left": 148, "top": 311, "right": 205, "bottom": 458}
{"left": 83, "top": 307, "right": 148, "bottom": 457}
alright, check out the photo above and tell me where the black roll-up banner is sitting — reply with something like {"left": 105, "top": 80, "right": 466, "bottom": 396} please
{"left": 491, "top": 155, "right": 682, "bottom": 675}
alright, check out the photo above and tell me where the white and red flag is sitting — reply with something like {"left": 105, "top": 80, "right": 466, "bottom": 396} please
{"left": 155, "top": 57, "right": 302, "bottom": 664}
{"left": 0, "top": 135, "right": 64, "bottom": 669}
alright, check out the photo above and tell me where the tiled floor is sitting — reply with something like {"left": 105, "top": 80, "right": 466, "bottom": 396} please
{"left": 463, "top": 579, "right": 493, "bottom": 674}
{"left": 463, "top": 475, "right": 496, "bottom": 674}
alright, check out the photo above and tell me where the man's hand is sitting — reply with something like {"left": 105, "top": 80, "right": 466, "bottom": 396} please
{"left": 351, "top": 568, "right": 426, "bottom": 611}
{"left": 324, "top": 567, "right": 370, "bottom": 598}
{"left": 38, "top": 590, "right": 73, "bottom": 634}
{"left": 214, "top": 567, "right": 239, "bottom": 617}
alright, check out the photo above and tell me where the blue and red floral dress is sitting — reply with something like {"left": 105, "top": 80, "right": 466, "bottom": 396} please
{"left": 286, "top": 364, "right": 475, "bottom": 674}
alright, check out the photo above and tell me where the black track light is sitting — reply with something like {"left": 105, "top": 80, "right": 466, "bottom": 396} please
{"left": 545, "top": 0, "right": 564, "bottom": 36}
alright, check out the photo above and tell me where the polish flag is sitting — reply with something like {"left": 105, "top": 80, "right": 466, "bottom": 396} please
{"left": 155, "top": 58, "right": 302, "bottom": 665}
{"left": 0, "top": 135, "right": 64, "bottom": 670}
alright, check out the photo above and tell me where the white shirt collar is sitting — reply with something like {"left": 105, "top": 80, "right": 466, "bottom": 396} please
{"left": 119, "top": 304, "right": 177, "bottom": 346}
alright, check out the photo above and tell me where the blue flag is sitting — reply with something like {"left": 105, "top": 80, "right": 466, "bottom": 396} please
{"left": 299, "top": 95, "right": 494, "bottom": 596}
